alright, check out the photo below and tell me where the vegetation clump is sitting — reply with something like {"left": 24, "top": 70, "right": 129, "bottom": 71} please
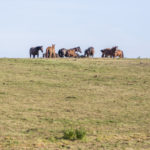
{"left": 63, "top": 128, "right": 86, "bottom": 140}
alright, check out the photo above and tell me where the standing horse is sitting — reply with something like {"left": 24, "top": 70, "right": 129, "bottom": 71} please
{"left": 65, "top": 47, "right": 82, "bottom": 57}
{"left": 84, "top": 47, "right": 95, "bottom": 57}
{"left": 101, "top": 48, "right": 111, "bottom": 57}
{"left": 46, "top": 44, "right": 56, "bottom": 58}
{"left": 115, "top": 50, "right": 124, "bottom": 58}
{"left": 101, "top": 46, "right": 118, "bottom": 58}
{"left": 29, "top": 46, "right": 43, "bottom": 58}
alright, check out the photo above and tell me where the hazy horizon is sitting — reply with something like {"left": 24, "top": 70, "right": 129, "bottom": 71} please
{"left": 0, "top": 0, "right": 150, "bottom": 58}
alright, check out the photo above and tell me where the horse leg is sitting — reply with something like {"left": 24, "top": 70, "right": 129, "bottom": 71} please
{"left": 53, "top": 52, "right": 56, "bottom": 58}
{"left": 33, "top": 55, "right": 35, "bottom": 58}
{"left": 50, "top": 51, "right": 52, "bottom": 58}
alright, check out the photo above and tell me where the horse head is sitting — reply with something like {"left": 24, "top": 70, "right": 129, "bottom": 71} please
{"left": 52, "top": 44, "right": 55, "bottom": 49}
{"left": 111, "top": 46, "right": 118, "bottom": 53}
{"left": 40, "top": 46, "right": 43, "bottom": 53}
{"left": 76, "top": 47, "right": 82, "bottom": 53}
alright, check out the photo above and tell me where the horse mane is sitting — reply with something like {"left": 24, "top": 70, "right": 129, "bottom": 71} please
{"left": 111, "top": 46, "right": 118, "bottom": 52}
{"left": 36, "top": 46, "right": 43, "bottom": 49}
{"left": 88, "top": 47, "right": 94, "bottom": 49}
{"left": 111, "top": 46, "right": 118, "bottom": 50}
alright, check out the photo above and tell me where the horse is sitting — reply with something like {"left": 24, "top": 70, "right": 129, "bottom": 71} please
{"left": 58, "top": 48, "right": 67, "bottom": 57}
{"left": 101, "top": 48, "right": 111, "bottom": 57}
{"left": 65, "top": 47, "right": 82, "bottom": 57}
{"left": 115, "top": 50, "right": 124, "bottom": 58}
{"left": 101, "top": 46, "right": 118, "bottom": 58}
{"left": 46, "top": 44, "right": 56, "bottom": 58}
{"left": 29, "top": 46, "right": 43, "bottom": 58}
{"left": 84, "top": 47, "right": 95, "bottom": 57}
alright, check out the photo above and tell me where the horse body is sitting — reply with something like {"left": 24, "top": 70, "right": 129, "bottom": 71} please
{"left": 29, "top": 46, "right": 43, "bottom": 58}
{"left": 101, "top": 46, "right": 118, "bottom": 58}
{"left": 65, "top": 47, "right": 81, "bottom": 57}
{"left": 115, "top": 50, "right": 124, "bottom": 58}
{"left": 58, "top": 48, "right": 67, "bottom": 57}
{"left": 46, "top": 44, "right": 56, "bottom": 58}
{"left": 84, "top": 47, "right": 95, "bottom": 57}
{"left": 101, "top": 48, "right": 111, "bottom": 57}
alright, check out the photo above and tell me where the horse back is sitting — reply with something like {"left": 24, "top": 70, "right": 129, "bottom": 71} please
{"left": 66, "top": 49, "right": 76, "bottom": 56}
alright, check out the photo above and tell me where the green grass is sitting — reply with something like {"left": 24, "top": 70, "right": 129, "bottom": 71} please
{"left": 0, "top": 58, "right": 150, "bottom": 150}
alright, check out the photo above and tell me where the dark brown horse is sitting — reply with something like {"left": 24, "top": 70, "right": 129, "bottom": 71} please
{"left": 29, "top": 46, "right": 43, "bottom": 58}
{"left": 84, "top": 47, "right": 95, "bottom": 57}
{"left": 58, "top": 48, "right": 67, "bottom": 57}
{"left": 65, "top": 47, "right": 82, "bottom": 57}
{"left": 101, "top": 46, "right": 118, "bottom": 58}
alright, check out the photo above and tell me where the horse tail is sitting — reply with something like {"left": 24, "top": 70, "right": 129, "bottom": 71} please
{"left": 58, "top": 50, "right": 61, "bottom": 57}
{"left": 65, "top": 50, "right": 68, "bottom": 57}
{"left": 84, "top": 50, "right": 86, "bottom": 56}
{"left": 29, "top": 48, "right": 32, "bottom": 58}
{"left": 122, "top": 51, "right": 124, "bottom": 58}
{"left": 91, "top": 48, "right": 95, "bottom": 57}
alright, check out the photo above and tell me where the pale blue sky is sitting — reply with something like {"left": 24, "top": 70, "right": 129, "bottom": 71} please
{"left": 0, "top": 0, "right": 150, "bottom": 58}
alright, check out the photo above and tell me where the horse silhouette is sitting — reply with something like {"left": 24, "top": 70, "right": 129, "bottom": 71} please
{"left": 29, "top": 46, "right": 43, "bottom": 58}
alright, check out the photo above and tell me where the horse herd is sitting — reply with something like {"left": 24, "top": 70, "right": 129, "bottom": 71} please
{"left": 29, "top": 45, "right": 124, "bottom": 58}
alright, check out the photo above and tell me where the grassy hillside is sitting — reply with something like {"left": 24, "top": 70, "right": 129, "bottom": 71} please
{"left": 0, "top": 58, "right": 150, "bottom": 150}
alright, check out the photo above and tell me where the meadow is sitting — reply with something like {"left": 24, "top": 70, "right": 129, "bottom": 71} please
{"left": 0, "top": 58, "right": 150, "bottom": 150}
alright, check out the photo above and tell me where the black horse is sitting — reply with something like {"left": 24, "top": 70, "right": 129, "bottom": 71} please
{"left": 101, "top": 46, "right": 118, "bottom": 58}
{"left": 58, "top": 48, "right": 67, "bottom": 57}
{"left": 29, "top": 46, "right": 43, "bottom": 58}
{"left": 84, "top": 47, "right": 95, "bottom": 57}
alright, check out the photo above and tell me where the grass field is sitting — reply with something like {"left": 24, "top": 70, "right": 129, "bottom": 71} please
{"left": 0, "top": 58, "right": 150, "bottom": 150}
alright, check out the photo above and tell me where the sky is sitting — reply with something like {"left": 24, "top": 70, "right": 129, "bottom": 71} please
{"left": 0, "top": 0, "right": 150, "bottom": 58}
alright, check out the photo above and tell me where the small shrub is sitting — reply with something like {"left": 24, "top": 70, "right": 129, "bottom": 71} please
{"left": 75, "top": 128, "right": 86, "bottom": 140}
{"left": 63, "top": 129, "right": 76, "bottom": 140}
{"left": 63, "top": 128, "right": 86, "bottom": 140}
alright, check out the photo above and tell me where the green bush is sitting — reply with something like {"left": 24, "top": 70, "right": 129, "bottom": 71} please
{"left": 63, "top": 128, "right": 86, "bottom": 140}
{"left": 75, "top": 129, "right": 86, "bottom": 139}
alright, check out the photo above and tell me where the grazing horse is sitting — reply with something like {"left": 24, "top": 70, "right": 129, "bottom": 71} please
{"left": 46, "top": 44, "right": 56, "bottom": 58}
{"left": 84, "top": 47, "right": 95, "bottom": 57}
{"left": 29, "top": 46, "right": 43, "bottom": 58}
{"left": 58, "top": 48, "right": 67, "bottom": 57}
{"left": 65, "top": 47, "right": 82, "bottom": 57}
{"left": 115, "top": 50, "right": 124, "bottom": 58}
{"left": 101, "top": 46, "right": 118, "bottom": 58}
